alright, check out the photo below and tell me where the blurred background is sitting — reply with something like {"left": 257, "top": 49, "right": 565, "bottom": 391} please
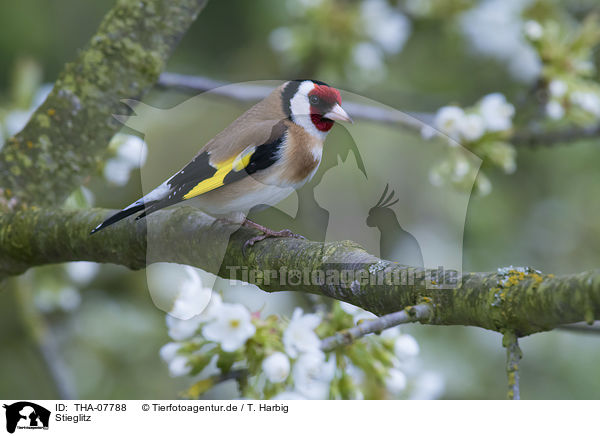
{"left": 1, "top": 0, "right": 600, "bottom": 399}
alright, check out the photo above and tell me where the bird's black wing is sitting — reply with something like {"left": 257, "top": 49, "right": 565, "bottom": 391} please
{"left": 91, "top": 132, "right": 285, "bottom": 234}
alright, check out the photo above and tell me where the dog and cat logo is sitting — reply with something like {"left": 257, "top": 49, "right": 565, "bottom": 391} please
{"left": 3, "top": 402, "right": 50, "bottom": 433}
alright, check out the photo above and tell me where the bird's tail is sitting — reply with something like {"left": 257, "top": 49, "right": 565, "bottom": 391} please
{"left": 90, "top": 201, "right": 150, "bottom": 234}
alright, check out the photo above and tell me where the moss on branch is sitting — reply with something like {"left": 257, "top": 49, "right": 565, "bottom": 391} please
{"left": 0, "top": 207, "right": 598, "bottom": 337}
{"left": 0, "top": 0, "right": 597, "bottom": 346}
{"left": 0, "top": 0, "right": 208, "bottom": 210}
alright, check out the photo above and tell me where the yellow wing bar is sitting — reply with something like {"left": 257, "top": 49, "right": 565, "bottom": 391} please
{"left": 183, "top": 147, "right": 255, "bottom": 200}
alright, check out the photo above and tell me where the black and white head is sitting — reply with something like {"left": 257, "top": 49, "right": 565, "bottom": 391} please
{"left": 282, "top": 79, "right": 352, "bottom": 139}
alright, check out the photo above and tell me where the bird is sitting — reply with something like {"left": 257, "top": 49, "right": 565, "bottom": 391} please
{"left": 91, "top": 79, "right": 353, "bottom": 249}
{"left": 366, "top": 184, "right": 424, "bottom": 267}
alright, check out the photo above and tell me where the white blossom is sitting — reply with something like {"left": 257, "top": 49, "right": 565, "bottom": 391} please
{"left": 457, "top": 113, "right": 485, "bottom": 142}
{"left": 476, "top": 173, "right": 492, "bottom": 196}
{"left": 344, "top": 360, "right": 366, "bottom": 386}
{"left": 386, "top": 368, "right": 407, "bottom": 395}
{"left": 272, "top": 391, "right": 306, "bottom": 400}
{"left": 571, "top": 91, "right": 600, "bottom": 118}
{"left": 434, "top": 106, "right": 465, "bottom": 141}
{"left": 199, "top": 293, "right": 223, "bottom": 321}
{"left": 103, "top": 158, "right": 131, "bottom": 186}
{"left": 523, "top": 20, "right": 543, "bottom": 40}
{"left": 169, "top": 266, "right": 213, "bottom": 320}
{"left": 168, "top": 356, "right": 191, "bottom": 377}
{"left": 509, "top": 46, "right": 543, "bottom": 82}
{"left": 35, "top": 287, "right": 81, "bottom": 312}
{"left": 361, "top": 0, "right": 411, "bottom": 54}
{"left": 269, "top": 27, "right": 295, "bottom": 52}
{"left": 57, "top": 286, "right": 81, "bottom": 312}
{"left": 292, "top": 351, "right": 335, "bottom": 399}
{"left": 283, "top": 308, "right": 322, "bottom": 358}
{"left": 166, "top": 293, "right": 223, "bottom": 341}
{"left": 202, "top": 303, "right": 256, "bottom": 352}
{"left": 394, "top": 334, "right": 420, "bottom": 359}
{"left": 65, "top": 261, "right": 99, "bottom": 285}
{"left": 479, "top": 93, "right": 515, "bottom": 131}
{"left": 160, "top": 341, "right": 192, "bottom": 378}
{"left": 262, "top": 352, "right": 291, "bottom": 383}
{"left": 104, "top": 134, "right": 147, "bottom": 184}
{"left": 546, "top": 101, "right": 565, "bottom": 120}
{"left": 166, "top": 315, "right": 202, "bottom": 341}
{"left": 460, "top": 0, "right": 541, "bottom": 82}
{"left": 549, "top": 80, "right": 567, "bottom": 98}
{"left": 115, "top": 134, "right": 147, "bottom": 168}
{"left": 452, "top": 158, "right": 471, "bottom": 179}
{"left": 159, "top": 342, "right": 182, "bottom": 362}
{"left": 353, "top": 42, "right": 385, "bottom": 72}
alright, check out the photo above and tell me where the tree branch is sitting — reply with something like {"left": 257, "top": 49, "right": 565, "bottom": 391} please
{"left": 157, "top": 72, "right": 430, "bottom": 131}
{"left": 320, "top": 304, "right": 432, "bottom": 351}
{"left": 503, "top": 331, "right": 522, "bottom": 400}
{"left": 0, "top": 0, "right": 208, "bottom": 210}
{"left": 158, "top": 72, "right": 600, "bottom": 148}
{"left": 0, "top": 0, "right": 210, "bottom": 402}
{"left": 0, "top": 207, "right": 598, "bottom": 337}
{"left": 511, "top": 125, "right": 600, "bottom": 147}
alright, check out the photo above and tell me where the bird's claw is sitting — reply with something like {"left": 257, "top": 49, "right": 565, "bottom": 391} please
{"left": 242, "top": 228, "right": 304, "bottom": 256}
{"left": 272, "top": 229, "right": 304, "bottom": 240}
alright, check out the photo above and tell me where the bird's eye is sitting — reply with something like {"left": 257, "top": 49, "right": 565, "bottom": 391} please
{"left": 309, "top": 95, "right": 320, "bottom": 105}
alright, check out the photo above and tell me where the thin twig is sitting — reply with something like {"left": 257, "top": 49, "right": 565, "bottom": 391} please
{"left": 158, "top": 72, "right": 600, "bottom": 147}
{"left": 503, "top": 331, "right": 522, "bottom": 400}
{"left": 321, "top": 303, "right": 432, "bottom": 351}
{"left": 157, "top": 73, "right": 273, "bottom": 101}
{"left": 158, "top": 72, "right": 427, "bottom": 131}
{"left": 512, "top": 124, "right": 600, "bottom": 147}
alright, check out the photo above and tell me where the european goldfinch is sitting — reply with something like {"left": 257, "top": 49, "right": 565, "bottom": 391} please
{"left": 91, "top": 80, "right": 352, "bottom": 246}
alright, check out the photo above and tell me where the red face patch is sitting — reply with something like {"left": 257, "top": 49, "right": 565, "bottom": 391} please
{"left": 310, "top": 114, "right": 334, "bottom": 132}
{"left": 308, "top": 84, "right": 341, "bottom": 132}
{"left": 308, "top": 84, "right": 342, "bottom": 106}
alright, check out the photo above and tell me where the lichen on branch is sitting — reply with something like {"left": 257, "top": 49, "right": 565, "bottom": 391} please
{"left": 0, "top": 207, "right": 598, "bottom": 337}
{"left": 0, "top": 0, "right": 208, "bottom": 210}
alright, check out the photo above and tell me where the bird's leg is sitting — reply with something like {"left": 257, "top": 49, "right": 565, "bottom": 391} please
{"left": 242, "top": 219, "right": 304, "bottom": 239}
{"left": 241, "top": 219, "right": 304, "bottom": 253}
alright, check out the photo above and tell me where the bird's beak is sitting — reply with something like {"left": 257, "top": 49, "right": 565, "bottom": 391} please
{"left": 324, "top": 104, "right": 353, "bottom": 124}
